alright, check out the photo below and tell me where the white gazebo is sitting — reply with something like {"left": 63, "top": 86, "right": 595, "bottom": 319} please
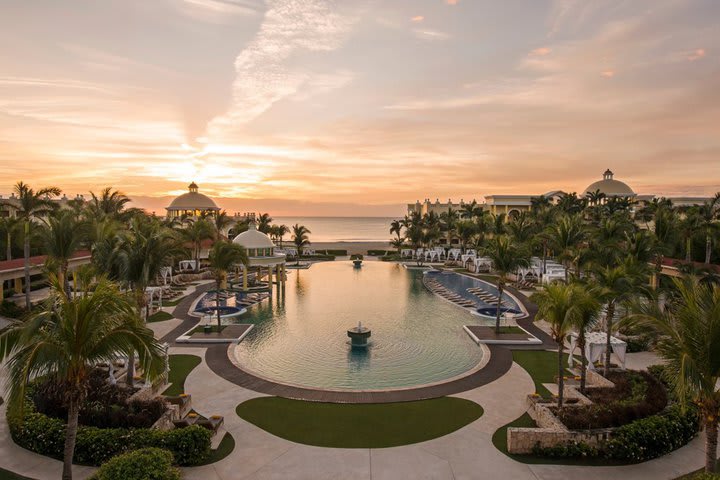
{"left": 232, "top": 223, "right": 286, "bottom": 292}
{"left": 567, "top": 331, "right": 627, "bottom": 371}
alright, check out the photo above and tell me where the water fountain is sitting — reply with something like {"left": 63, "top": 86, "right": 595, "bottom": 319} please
{"left": 347, "top": 321, "right": 371, "bottom": 348}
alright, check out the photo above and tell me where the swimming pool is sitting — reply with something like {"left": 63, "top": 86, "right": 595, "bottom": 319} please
{"left": 215, "top": 262, "right": 486, "bottom": 390}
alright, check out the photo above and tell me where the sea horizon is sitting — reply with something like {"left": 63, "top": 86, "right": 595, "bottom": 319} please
{"left": 273, "top": 216, "right": 396, "bottom": 243}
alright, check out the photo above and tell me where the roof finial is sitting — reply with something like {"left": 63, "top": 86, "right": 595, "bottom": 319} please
{"left": 603, "top": 169, "right": 613, "bottom": 180}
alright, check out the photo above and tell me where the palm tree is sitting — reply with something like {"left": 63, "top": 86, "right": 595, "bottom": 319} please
{"left": 208, "top": 241, "right": 248, "bottom": 328}
{"left": 257, "top": 213, "right": 273, "bottom": 234}
{"left": 506, "top": 211, "right": 536, "bottom": 245}
{"left": 180, "top": 218, "right": 214, "bottom": 272}
{"left": 390, "top": 219, "right": 404, "bottom": 254}
{"left": 0, "top": 216, "right": 21, "bottom": 261}
{"left": 42, "top": 211, "right": 88, "bottom": 297}
{"left": 547, "top": 214, "right": 586, "bottom": 282}
{"left": 698, "top": 193, "right": 720, "bottom": 264}
{"left": 116, "top": 217, "right": 179, "bottom": 386}
{"left": 460, "top": 200, "right": 483, "bottom": 220}
{"left": 275, "top": 224, "right": 289, "bottom": 247}
{"left": 291, "top": 224, "right": 311, "bottom": 265}
{"left": 630, "top": 277, "right": 720, "bottom": 473}
{"left": 484, "top": 236, "right": 530, "bottom": 333}
{"left": 213, "top": 211, "right": 233, "bottom": 240}
{"left": 86, "top": 187, "right": 132, "bottom": 221}
{"left": 571, "top": 282, "right": 602, "bottom": 394}
{"left": 593, "top": 261, "right": 643, "bottom": 376}
{"left": 0, "top": 278, "right": 165, "bottom": 480}
{"left": 440, "top": 207, "right": 459, "bottom": 246}
{"left": 4, "top": 182, "right": 61, "bottom": 308}
{"left": 531, "top": 282, "right": 580, "bottom": 408}
{"left": 455, "top": 220, "right": 478, "bottom": 253}
{"left": 680, "top": 210, "right": 703, "bottom": 262}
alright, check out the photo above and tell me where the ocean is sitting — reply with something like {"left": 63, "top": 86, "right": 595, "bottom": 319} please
{"left": 272, "top": 217, "right": 396, "bottom": 243}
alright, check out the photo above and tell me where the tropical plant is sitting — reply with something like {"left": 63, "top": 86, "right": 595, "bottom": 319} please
{"left": 483, "top": 236, "right": 530, "bottom": 333}
{"left": 180, "top": 218, "right": 214, "bottom": 272}
{"left": 2, "top": 181, "right": 61, "bottom": 308}
{"left": 547, "top": 214, "right": 586, "bottom": 282}
{"left": 86, "top": 187, "right": 133, "bottom": 221}
{"left": 213, "top": 211, "right": 233, "bottom": 240}
{"left": 629, "top": 277, "right": 720, "bottom": 473}
{"left": 0, "top": 216, "right": 21, "bottom": 261}
{"left": 390, "top": 219, "right": 404, "bottom": 254}
{"left": 257, "top": 213, "right": 273, "bottom": 234}
{"left": 531, "top": 282, "right": 582, "bottom": 408}
{"left": 0, "top": 278, "right": 166, "bottom": 480}
{"left": 455, "top": 220, "right": 478, "bottom": 253}
{"left": 593, "top": 261, "right": 644, "bottom": 376}
{"left": 208, "top": 241, "right": 248, "bottom": 328}
{"left": 570, "top": 282, "right": 602, "bottom": 393}
{"left": 42, "top": 211, "right": 88, "bottom": 297}
{"left": 291, "top": 224, "right": 311, "bottom": 265}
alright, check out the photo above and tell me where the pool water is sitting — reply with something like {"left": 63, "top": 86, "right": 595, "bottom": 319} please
{"left": 225, "top": 262, "right": 486, "bottom": 390}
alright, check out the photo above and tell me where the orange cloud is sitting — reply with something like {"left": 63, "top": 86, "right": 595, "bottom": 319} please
{"left": 601, "top": 70, "right": 615, "bottom": 78}
{"left": 688, "top": 48, "right": 705, "bottom": 61}
{"left": 530, "top": 47, "right": 551, "bottom": 56}
{"left": 411, "top": 16, "right": 424, "bottom": 23}
{"left": 446, "top": 0, "right": 460, "bottom": 4}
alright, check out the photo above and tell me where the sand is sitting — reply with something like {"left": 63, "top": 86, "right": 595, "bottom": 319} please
{"left": 309, "top": 241, "right": 393, "bottom": 256}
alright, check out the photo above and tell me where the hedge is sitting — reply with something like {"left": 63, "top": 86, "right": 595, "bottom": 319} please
{"left": 531, "top": 404, "right": 700, "bottom": 462}
{"left": 8, "top": 411, "right": 211, "bottom": 466}
{"left": 90, "top": 448, "right": 180, "bottom": 480}
{"left": 604, "top": 404, "right": 700, "bottom": 461}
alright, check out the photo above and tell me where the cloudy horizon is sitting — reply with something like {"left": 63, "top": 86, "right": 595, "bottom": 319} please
{"left": 1, "top": 0, "right": 719, "bottom": 216}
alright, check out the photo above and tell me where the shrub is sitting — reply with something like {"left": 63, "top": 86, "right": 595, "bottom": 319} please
{"left": 531, "top": 440, "right": 599, "bottom": 458}
{"left": 603, "top": 404, "right": 700, "bottom": 461}
{"left": 32, "top": 370, "right": 166, "bottom": 429}
{"left": 8, "top": 409, "right": 211, "bottom": 466}
{"left": 90, "top": 448, "right": 180, "bottom": 480}
{"left": 0, "top": 299, "right": 26, "bottom": 319}
{"left": 367, "top": 250, "right": 390, "bottom": 256}
{"left": 554, "top": 370, "right": 667, "bottom": 429}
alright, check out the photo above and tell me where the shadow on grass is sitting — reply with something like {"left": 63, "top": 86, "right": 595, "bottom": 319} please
{"left": 162, "top": 354, "right": 202, "bottom": 396}
{"left": 237, "top": 396, "right": 483, "bottom": 448}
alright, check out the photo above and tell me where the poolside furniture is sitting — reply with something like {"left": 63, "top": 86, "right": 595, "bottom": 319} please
{"left": 567, "top": 332, "right": 627, "bottom": 371}
{"left": 178, "top": 260, "right": 197, "bottom": 272}
{"left": 447, "top": 248, "right": 462, "bottom": 262}
{"left": 401, "top": 249, "right": 414, "bottom": 258}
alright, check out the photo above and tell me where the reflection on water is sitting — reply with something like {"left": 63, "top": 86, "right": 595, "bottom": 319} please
{"left": 222, "top": 262, "right": 485, "bottom": 390}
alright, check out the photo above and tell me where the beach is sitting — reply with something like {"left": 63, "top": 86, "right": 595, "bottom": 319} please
{"left": 311, "top": 241, "right": 393, "bottom": 255}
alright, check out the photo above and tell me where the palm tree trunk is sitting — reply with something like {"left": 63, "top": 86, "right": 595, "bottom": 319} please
{"left": 686, "top": 237, "right": 692, "bottom": 262}
{"left": 62, "top": 397, "right": 80, "bottom": 480}
{"left": 706, "top": 416, "right": 718, "bottom": 473}
{"left": 542, "top": 243, "right": 547, "bottom": 274}
{"left": 23, "top": 221, "right": 31, "bottom": 310}
{"left": 5, "top": 231, "right": 11, "bottom": 261}
{"left": 705, "top": 234, "right": 712, "bottom": 265}
{"left": 557, "top": 340, "right": 565, "bottom": 409}
{"left": 495, "top": 282, "right": 503, "bottom": 334}
{"left": 604, "top": 301, "right": 615, "bottom": 377}
{"left": 579, "top": 332, "right": 587, "bottom": 394}
{"left": 216, "top": 278, "right": 222, "bottom": 329}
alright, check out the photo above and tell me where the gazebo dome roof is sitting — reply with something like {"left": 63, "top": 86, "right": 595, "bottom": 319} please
{"left": 232, "top": 223, "right": 274, "bottom": 249}
{"left": 166, "top": 183, "right": 220, "bottom": 211}
{"left": 584, "top": 169, "right": 635, "bottom": 197}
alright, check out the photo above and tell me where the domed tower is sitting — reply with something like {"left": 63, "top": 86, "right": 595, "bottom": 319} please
{"left": 583, "top": 169, "right": 636, "bottom": 198}
{"left": 165, "top": 182, "right": 221, "bottom": 219}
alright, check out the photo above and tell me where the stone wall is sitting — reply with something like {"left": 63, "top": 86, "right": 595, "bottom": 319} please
{"left": 507, "top": 427, "right": 613, "bottom": 454}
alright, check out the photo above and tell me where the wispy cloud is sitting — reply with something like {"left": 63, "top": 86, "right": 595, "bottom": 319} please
{"left": 411, "top": 15, "right": 424, "bottom": 22}
{"left": 413, "top": 29, "right": 450, "bottom": 41}
{"left": 207, "top": 0, "right": 356, "bottom": 137}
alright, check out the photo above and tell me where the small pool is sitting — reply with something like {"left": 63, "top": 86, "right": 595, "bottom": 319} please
{"left": 195, "top": 305, "right": 246, "bottom": 318}
{"left": 424, "top": 270, "right": 525, "bottom": 319}
{"left": 206, "top": 262, "right": 487, "bottom": 390}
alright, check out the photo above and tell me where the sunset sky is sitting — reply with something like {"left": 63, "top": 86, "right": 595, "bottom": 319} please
{"left": 1, "top": 0, "right": 719, "bottom": 216}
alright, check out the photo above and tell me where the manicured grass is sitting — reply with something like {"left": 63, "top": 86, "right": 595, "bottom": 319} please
{"left": 147, "top": 310, "right": 174, "bottom": 323}
{"left": 162, "top": 354, "right": 202, "bottom": 396}
{"left": 0, "top": 469, "right": 34, "bottom": 480}
{"left": 196, "top": 432, "right": 236, "bottom": 466}
{"left": 163, "top": 294, "right": 189, "bottom": 306}
{"left": 496, "top": 326, "right": 527, "bottom": 335}
{"left": 492, "top": 412, "right": 536, "bottom": 455}
{"left": 236, "top": 396, "right": 483, "bottom": 448}
{"left": 190, "top": 325, "right": 227, "bottom": 334}
{"left": 512, "top": 350, "right": 570, "bottom": 398}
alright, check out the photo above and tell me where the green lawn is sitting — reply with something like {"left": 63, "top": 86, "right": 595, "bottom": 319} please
{"left": 236, "top": 396, "right": 483, "bottom": 448}
{"left": 162, "top": 354, "right": 202, "bottom": 396}
{"left": 163, "top": 294, "right": 190, "bottom": 306}
{"left": 190, "top": 325, "right": 226, "bottom": 334}
{"left": 0, "top": 469, "right": 33, "bottom": 480}
{"left": 196, "top": 432, "right": 235, "bottom": 466}
{"left": 512, "top": 350, "right": 570, "bottom": 398}
{"left": 147, "top": 310, "right": 174, "bottom": 323}
{"left": 496, "top": 326, "right": 527, "bottom": 335}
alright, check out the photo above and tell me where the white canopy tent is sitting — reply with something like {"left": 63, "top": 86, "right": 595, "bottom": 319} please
{"left": 567, "top": 331, "right": 627, "bottom": 371}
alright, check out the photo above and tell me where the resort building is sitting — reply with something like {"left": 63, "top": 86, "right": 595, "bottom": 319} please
{"left": 165, "top": 182, "right": 221, "bottom": 219}
{"left": 0, "top": 193, "right": 87, "bottom": 219}
{"left": 232, "top": 222, "right": 286, "bottom": 292}
{"left": 408, "top": 169, "right": 710, "bottom": 217}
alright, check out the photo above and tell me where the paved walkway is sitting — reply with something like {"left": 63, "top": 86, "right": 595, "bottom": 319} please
{"left": 0, "top": 279, "right": 712, "bottom": 479}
